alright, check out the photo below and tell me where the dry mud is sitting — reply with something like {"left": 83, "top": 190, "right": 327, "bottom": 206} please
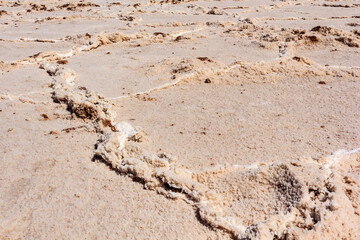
{"left": 1, "top": 0, "right": 360, "bottom": 239}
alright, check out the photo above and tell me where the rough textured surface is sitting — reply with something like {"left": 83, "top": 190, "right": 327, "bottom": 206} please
{"left": 1, "top": 0, "right": 359, "bottom": 239}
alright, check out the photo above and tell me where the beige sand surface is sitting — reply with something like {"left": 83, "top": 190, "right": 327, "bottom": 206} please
{"left": 1, "top": 0, "right": 360, "bottom": 239}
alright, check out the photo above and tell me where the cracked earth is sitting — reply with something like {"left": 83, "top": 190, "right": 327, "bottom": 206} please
{"left": 1, "top": 0, "right": 360, "bottom": 239}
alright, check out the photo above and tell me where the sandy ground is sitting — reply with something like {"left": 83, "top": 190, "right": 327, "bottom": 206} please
{"left": 1, "top": 0, "right": 360, "bottom": 239}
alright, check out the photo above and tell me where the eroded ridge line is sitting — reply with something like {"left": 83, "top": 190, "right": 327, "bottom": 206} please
{"left": 108, "top": 57, "right": 360, "bottom": 100}
{"left": 5, "top": 28, "right": 205, "bottom": 67}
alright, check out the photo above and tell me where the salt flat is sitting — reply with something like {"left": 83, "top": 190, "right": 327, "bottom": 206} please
{"left": 1, "top": 0, "right": 360, "bottom": 239}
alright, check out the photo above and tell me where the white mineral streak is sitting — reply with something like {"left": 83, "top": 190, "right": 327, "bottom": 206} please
{"left": 108, "top": 72, "right": 196, "bottom": 100}
{"left": 0, "top": 90, "right": 52, "bottom": 104}
{"left": 170, "top": 27, "right": 204, "bottom": 37}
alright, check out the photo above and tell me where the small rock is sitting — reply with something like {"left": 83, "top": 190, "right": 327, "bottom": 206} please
{"left": 57, "top": 60, "right": 68, "bottom": 65}
{"left": 40, "top": 113, "right": 50, "bottom": 121}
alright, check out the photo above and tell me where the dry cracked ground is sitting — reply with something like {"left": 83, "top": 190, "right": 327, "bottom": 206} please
{"left": 1, "top": 0, "right": 360, "bottom": 239}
